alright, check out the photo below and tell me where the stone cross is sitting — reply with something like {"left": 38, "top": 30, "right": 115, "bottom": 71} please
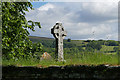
{"left": 51, "top": 22, "right": 67, "bottom": 61}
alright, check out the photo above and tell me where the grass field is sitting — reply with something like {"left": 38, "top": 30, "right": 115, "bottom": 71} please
{"left": 70, "top": 40, "right": 85, "bottom": 46}
{"left": 2, "top": 52, "right": 119, "bottom": 67}
{"left": 2, "top": 36, "right": 119, "bottom": 67}
{"left": 100, "top": 45, "right": 115, "bottom": 52}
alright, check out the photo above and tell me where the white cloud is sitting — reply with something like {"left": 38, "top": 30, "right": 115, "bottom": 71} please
{"left": 25, "top": 2, "right": 118, "bottom": 40}
{"left": 82, "top": 2, "right": 117, "bottom": 17}
{"left": 38, "top": 3, "right": 54, "bottom": 11}
{"left": 32, "top": 0, "right": 119, "bottom": 2}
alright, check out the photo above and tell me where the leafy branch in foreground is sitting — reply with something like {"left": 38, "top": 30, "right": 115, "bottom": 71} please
{"left": 2, "top": 2, "right": 42, "bottom": 60}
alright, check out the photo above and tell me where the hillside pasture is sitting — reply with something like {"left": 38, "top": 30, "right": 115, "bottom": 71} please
{"left": 100, "top": 45, "right": 115, "bottom": 51}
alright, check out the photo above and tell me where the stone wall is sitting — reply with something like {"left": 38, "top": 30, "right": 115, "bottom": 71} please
{"left": 2, "top": 65, "right": 120, "bottom": 79}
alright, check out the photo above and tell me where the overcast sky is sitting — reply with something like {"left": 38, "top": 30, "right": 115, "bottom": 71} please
{"left": 25, "top": 2, "right": 118, "bottom": 40}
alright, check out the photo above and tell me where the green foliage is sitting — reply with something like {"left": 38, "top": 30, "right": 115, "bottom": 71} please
{"left": 2, "top": 2, "right": 42, "bottom": 59}
{"left": 2, "top": 34, "right": 119, "bottom": 66}
{"left": 113, "top": 47, "right": 119, "bottom": 52}
{"left": 41, "top": 40, "right": 55, "bottom": 48}
{"left": 64, "top": 42, "right": 76, "bottom": 48}
{"left": 97, "top": 40, "right": 105, "bottom": 45}
{"left": 86, "top": 41, "right": 102, "bottom": 50}
{"left": 67, "top": 38, "right": 71, "bottom": 42}
{"left": 86, "top": 47, "right": 94, "bottom": 52}
{"left": 84, "top": 40, "right": 91, "bottom": 42}
{"left": 29, "top": 36, "right": 119, "bottom": 55}
{"left": 43, "top": 47, "right": 55, "bottom": 53}
{"left": 105, "top": 40, "right": 118, "bottom": 46}
{"left": 77, "top": 46, "right": 84, "bottom": 51}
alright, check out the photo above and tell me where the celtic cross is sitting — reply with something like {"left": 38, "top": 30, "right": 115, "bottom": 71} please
{"left": 51, "top": 22, "right": 67, "bottom": 61}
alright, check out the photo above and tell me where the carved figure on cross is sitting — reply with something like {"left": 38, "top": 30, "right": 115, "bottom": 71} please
{"left": 51, "top": 22, "right": 67, "bottom": 61}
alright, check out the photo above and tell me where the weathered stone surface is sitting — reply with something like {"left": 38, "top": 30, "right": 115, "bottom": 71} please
{"left": 2, "top": 65, "right": 120, "bottom": 79}
{"left": 40, "top": 52, "right": 52, "bottom": 60}
{"left": 51, "top": 22, "right": 67, "bottom": 61}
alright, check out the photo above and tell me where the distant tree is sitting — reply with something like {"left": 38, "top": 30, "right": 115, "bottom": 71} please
{"left": 86, "top": 47, "right": 94, "bottom": 52}
{"left": 98, "top": 39, "right": 103, "bottom": 41}
{"left": 106, "top": 40, "right": 118, "bottom": 46}
{"left": 84, "top": 40, "right": 91, "bottom": 42}
{"left": 64, "top": 42, "right": 76, "bottom": 48}
{"left": 82, "top": 42, "right": 85, "bottom": 44}
{"left": 91, "top": 40, "right": 95, "bottom": 42}
{"left": 86, "top": 42, "right": 102, "bottom": 51}
{"left": 82, "top": 45, "right": 86, "bottom": 47}
{"left": 97, "top": 40, "right": 104, "bottom": 45}
{"left": 113, "top": 47, "right": 119, "bottom": 52}
{"left": 67, "top": 38, "right": 71, "bottom": 42}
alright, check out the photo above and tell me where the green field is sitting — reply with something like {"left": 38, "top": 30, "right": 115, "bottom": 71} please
{"left": 2, "top": 36, "right": 119, "bottom": 67}
{"left": 2, "top": 52, "right": 118, "bottom": 67}
{"left": 100, "top": 45, "right": 114, "bottom": 52}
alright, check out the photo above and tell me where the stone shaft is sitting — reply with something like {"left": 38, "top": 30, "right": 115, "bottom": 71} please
{"left": 51, "top": 22, "right": 67, "bottom": 61}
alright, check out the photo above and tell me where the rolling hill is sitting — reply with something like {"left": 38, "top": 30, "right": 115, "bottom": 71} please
{"left": 29, "top": 36, "right": 118, "bottom": 53}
